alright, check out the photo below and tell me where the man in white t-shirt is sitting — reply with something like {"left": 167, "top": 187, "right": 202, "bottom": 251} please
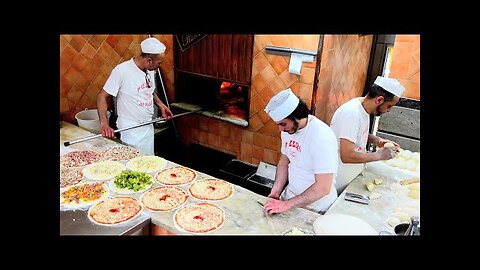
{"left": 97, "top": 37, "right": 173, "bottom": 155}
{"left": 263, "top": 88, "right": 339, "bottom": 214}
{"left": 330, "top": 76, "right": 405, "bottom": 194}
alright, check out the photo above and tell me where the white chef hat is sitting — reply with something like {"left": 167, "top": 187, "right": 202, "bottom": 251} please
{"left": 264, "top": 88, "right": 300, "bottom": 122}
{"left": 140, "top": 37, "right": 166, "bottom": 54}
{"left": 374, "top": 76, "right": 405, "bottom": 97}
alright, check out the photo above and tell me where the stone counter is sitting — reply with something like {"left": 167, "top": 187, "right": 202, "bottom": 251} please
{"left": 60, "top": 122, "right": 320, "bottom": 235}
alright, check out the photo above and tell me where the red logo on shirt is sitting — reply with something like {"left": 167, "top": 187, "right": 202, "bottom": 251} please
{"left": 285, "top": 140, "right": 301, "bottom": 152}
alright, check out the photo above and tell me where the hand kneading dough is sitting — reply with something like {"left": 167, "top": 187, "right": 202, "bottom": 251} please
{"left": 374, "top": 178, "right": 384, "bottom": 185}
{"left": 369, "top": 192, "right": 382, "bottom": 200}
{"left": 366, "top": 182, "right": 375, "bottom": 191}
{"left": 384, "top": 142, "right": 395, "bottom": 148}
{"left": 314, "top": 214, "right": 377, "bottom": 235}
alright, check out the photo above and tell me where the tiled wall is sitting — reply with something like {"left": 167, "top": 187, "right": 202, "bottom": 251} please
{"left": 389, "top": 35, "right": 420, "bottom": 99}
{"left": 60, "top": 34, "right": 175, "bottom": 123}
{"left": 177, "top": 35, "right": 320, "bottom": 165}
{"left": 314, "top": 35, "right": 374, "bottom": 125}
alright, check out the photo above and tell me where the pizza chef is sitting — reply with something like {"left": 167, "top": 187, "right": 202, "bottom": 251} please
{"left": 263, "top": 88, "right": 339, "bottom": 215}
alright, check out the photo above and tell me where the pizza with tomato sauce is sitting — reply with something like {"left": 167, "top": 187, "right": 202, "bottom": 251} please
{"left": 174, "top": 202, "right": 225, "bottom": 234}
{"left": 155, "top": 166, "right": 197, "bottom": 186}
{"left": 88, "top": 196, "right": 143, "bottom": 226}
{"left": 60, "top": 150, "right": 103, "bottom": 168}
{"left": 188, "top": 178, "right": 234, "bottom": 201}
{"left": 140, "top": 186, "right": 189, "bottom": 212}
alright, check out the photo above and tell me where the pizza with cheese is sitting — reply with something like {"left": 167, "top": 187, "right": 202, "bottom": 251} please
{"left": 188, "top": 178, "right": 234, "bottom": 201}
{"left": 60, "top": 181, "right": 109, "bottom": 209}
{"left": 109, "top": 170, "right": 153, "bottom": 194}
{"left": 102, "top": 145, "right": 142, "bottom": 161}
{"left": 82, "top": 160, "right": 126, "bottom": 181}
{"left": 60, "top": 150, "right": 103, "bottom": 168}
{"left": 140, "top": 186, "right": 189, "bottom": 212}
{"left": 174, "top": 202, "right": 225, "bottom": 234}
{"left": 126, "top": 155, "right": 167, "bottom": 173}
{"left": 88, "top": 196, "right": 143, "bottom": 226}
{"left": 60, "top": 167, "right": 83, "bottom": 188}
{"left": 155, "top": 166, "right": 197, "bottom": 186}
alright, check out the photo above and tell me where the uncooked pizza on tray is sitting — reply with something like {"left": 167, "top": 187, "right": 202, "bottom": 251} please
{"left": 155, "top": 166, "right": 197, "bottom": 186}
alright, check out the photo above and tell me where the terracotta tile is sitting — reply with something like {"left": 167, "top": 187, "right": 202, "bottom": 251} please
{"left": 254, "top": 35, "right": 270, "bottom": 51}
{"left": 253, "top": 42, "right": 260, "bottom": 56}
{"left": 303, "top": 60, "right": 317, "bottom": 69}
{"left": 251, "top": 64, "right": 259, "bottom": 78}
{"left": 258, "top": 121, "right": 280, "bottom": 137}
{"left": 191, "top": 128, "right": 199, "bottom": 142}
{"left": 393, "top": 42, "right": 414, "bottom": 64}
{"left": 258, "top": 86, "right": 275, "bottom": 105}
{"left": 252, "top": 145, "right": 264, "bottom": 160}
{"left": 270, "top": 78, "right": 287, "bottom": 93}
{"left": 253, "top": 52, "right": 269, "bottom": 71}
{"left": 239, "top": 155, "right": 252, "bottom": 164}
{"left": 258, "top": 110, "right": 271, "bottom": 124}
{"left": 250, "top": 94, "right": 266, "bottom": 115}
{"left": 71, "top": 53, "right": 89, "bottom": 72}
{"left": 240, "top": 142, "right": 253, "bottom": 157}
{"left": 242, "top": 130, "right": 253, "bottom": 144}
{"left": 208, "top": 119, "right": 220, "bottom": 135}
{"left": 229, "top": 141, "right": 240, "bottom": 155}
{"left": 60, "top": 57, "right": 70, "bottom": 77}
{"left": 279, "top": 69, "right": 299, "bottom": 88}
{"left": 253, "top": 132, "right": 267, "bottom": 147}
{"left": 395, "top": 35, "right": 418, "bottom": 43}
{"left": 122, "top": 49, "right": 135, "bottom": 61}
{"left": 69, "top": 35, "right": 86, "bottom": 53}
{"left": 263, "top": 148, "right": 279, "bottom": 165}
{"left": 302, "top": 35, "right": 321, "bottom": 51}
{"left": 389, "top": 61, "right": 409, "bottom": 80}
{"left": 199, "top": 118, "right": 208, "bottom": 132}
{"left": 97, "top": 41, "right": 115, "bottom": 62}
{"left": 60, "top": 77, "right": 71, "bottom": 97}
{"left": 115, "top": 35, "right": 133, "bottom": 56}
{"left": 208, "top": 133, "right": 220, "bottom": 148}
{"left": 88, "top": 35, "right": 107, "bottom": 50}
{"left": 63, "top": 66, "right": 82, "bottom": 85}
{"left": 82, "top": 60, "right": 99, "bottom": 82}
{"left": 61, "top": 45, "right": 77, "bottom": 67}
{"left": 252, "top": 73, "right": 267, "bottom": 92}
{"left": 231, "top": 126, "right": 242, "bottom": 142}
{"left": 300, "top": 67, "right": 315, "bottom": 85}
{"left": 60, "top": 97, "right": 69, "bottom": 113}
{"left": 92, "top": 72, "right": 107, "bottom": 90}
{"left": 270, "top": 35, "right": 291, "bottom": 47}
{"left": 219, "top": 122, "right": 230, "bottom": 137}
{"left": 67, "top": 88, "right": 83, "bottom": 106}
{"left": 298, "top": 83, "right": 313, "bottom": 101}
{"left": 259, "top": 65, "right": 277, "bottom": 85}
{"left": 81, "top": 42, "right": 97, "bottom": 60}
{"left": 62, "top": 35, "right": 73, "bottom": 42}
{"left": 251, "top": 158, "right": 261, "bottom": 165}
{"left": 248, "top": 114, "right": 263, "bottom": 132}
{"left": 60, "top": 36, "right": 68, "bottom": 54}
{"left": 106, "top": 35, "right": 122, "bottom": 48}
{"left": 84, "top": 82, "right": 100, "bottom": 100}
{"left": 266, "top": 136, "right": 281, "bottom": 151}
{"left": 270, "top": 55, "right": 288, "bottom": 75}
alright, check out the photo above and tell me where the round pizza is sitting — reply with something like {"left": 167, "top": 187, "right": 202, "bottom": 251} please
{"left": 60, "top": 150, "right": 103, "bottom": 168}
{"left": 140, "top": 186, "right": 189, "bottom": 212}
{"left": 155, "top": 166, "right": 197, "bottom": 186}
{"left": 102, "top": 145, "right": 142, "bottom": 161}
{"left": 126, "top": 155, "right": 167, "bottom": 173}
{"left": 109, "top": 170, "right": 153, "bottom": 194}
{"left": 88, "top": 196, "right": 143, "bottom": 226}
{"left": 60, "top": 181, "right": 109, "bottom": 210}
{"left": 82, "top": 160, "right": 126, "bottom": 181}
{"left": 174, "top": 202, "right": 225, "bottom": 234}
{"left": 60, "top": 167, "right": 84, "bottom": 188}
{"left": 188, "top": 178, "right": 234, "bottom": 201}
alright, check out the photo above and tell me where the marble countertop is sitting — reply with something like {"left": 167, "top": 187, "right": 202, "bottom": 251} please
{"left": 59, "top": 122, "right": 320, "bottom": 235}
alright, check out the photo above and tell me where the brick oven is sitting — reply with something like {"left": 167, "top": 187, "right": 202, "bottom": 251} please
{"left": 171, "top": 34, "right": 254, "bottom": 127}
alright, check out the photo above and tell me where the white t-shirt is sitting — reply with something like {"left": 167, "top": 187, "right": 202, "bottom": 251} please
{"left": 280, "top": 115, "right": 338, "bottom": 213}
{"left": 330, "top": 97, "right": 370, "bottom": 193}
{"left": 103, "top": 58, "right": 156, "bottom": 154}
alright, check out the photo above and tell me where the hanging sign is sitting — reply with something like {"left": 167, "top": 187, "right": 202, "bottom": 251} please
{"left": 176, "top": 34, "right": 208, "bottom": 52}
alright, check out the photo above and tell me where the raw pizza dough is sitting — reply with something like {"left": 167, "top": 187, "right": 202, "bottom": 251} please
{"left": 140, "top": 186, "right": 189, "bottom": 212}
{"left": 60, "top": 181, "right": 109, "bottom": 210}
{"left": 155, "top": 166, "right": 197, "bottom": 186}
{"left": 88, "top": 196, "right": 143, "bottom": 226}
{"left": 126, "top": 155, "right": 167, "bottom": 173}
{"left": 102, "top": 145, "right": 142, "bottom": 161}
{"left": 109, "top": 170, "right": 153, "bottom": 194}
{"left": 60, "top": 150, "right": 103, "bottom": 168}
{"left": 313, "top": 214, "right": 377, "bottom": 235}
{"left": 60, "top": 167, "right": 83, "bottom": 188}
{"left": 174, "top": 202, "right": 225, "bottom": 234}
{"left": 82, "top": 160, "right": 126, "bottom": 181}
{"left": 188, "top": 178, "right": 234, "bottom": 201}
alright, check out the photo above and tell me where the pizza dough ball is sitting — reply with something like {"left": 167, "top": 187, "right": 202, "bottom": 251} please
{"left": 384, "top": 142, "right": 395, "bottom": 148}
{"left": 366, "top": 182, "right": 375, "bottom": 191}
{"left": 374, "top": 178, "right": 384, "bottom": 185}
{"left": 387, "top": 216, "right": 401, "bottom": 227}
{"left": 393, "top": 212, "right": 410, "bottom": 222}
{"left": 408, "top": 190, "right": 420, "bottom": 199}
{"left": 409, "top": 183, "right": 420, "bottom": 191}
{"left": 369, "top": 192, "right": 382, "bottom": 200}
{"left": 406, "top": 160, "right": 417, "bottom": 171}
